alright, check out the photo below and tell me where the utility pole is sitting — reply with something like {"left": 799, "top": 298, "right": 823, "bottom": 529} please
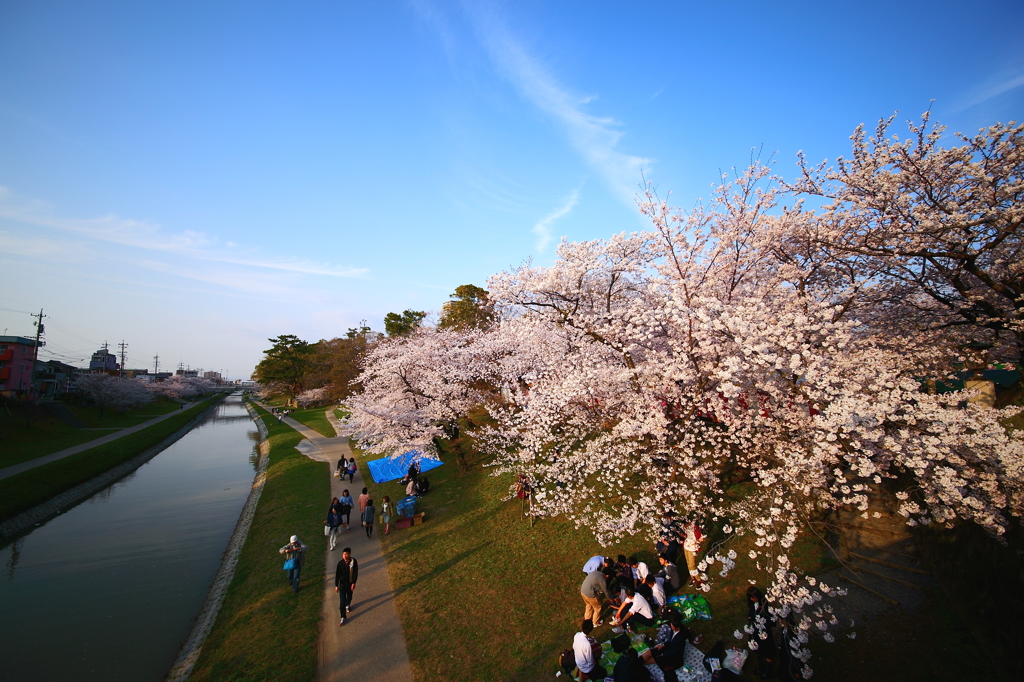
{"left": 118, "top": 340, "right": 128, "bottom": 378}
{"left": 153, "top": 353, "right": 160, "bottom": 374}
{"left": 29, "top": 308, "right": 46, "bottom": 398}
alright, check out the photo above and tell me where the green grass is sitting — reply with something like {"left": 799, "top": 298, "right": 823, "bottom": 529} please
{"left": 0, "top": 415, "right": 111, "bottom": 469}
{"left": 288, "top": 406, "right": 336, "bottom": 437}
{"left": 189, "top": 405, "right": 329, "bottom": 682}
{"left": 0, "top": 396, "right": 187, "bottom": 469}
{"left": 64, "top": 395, "right": 182, "bottom": 428}
{"left": 0, "top": 395, "right": 220, "bottom": 523}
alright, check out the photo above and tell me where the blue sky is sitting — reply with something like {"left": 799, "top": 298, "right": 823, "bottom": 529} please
{"left": 2, "top": 0, "right": 1022, "bottom": 379}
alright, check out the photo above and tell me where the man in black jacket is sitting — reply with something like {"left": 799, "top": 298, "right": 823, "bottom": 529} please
{"left": 641, "top": 612, "right": 689, "bottom": 672}
{"left": 334, "top": 548, "right": 359, "bottom": 626}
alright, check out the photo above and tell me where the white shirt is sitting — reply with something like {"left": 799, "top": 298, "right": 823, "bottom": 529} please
{"left": 573, "top": 631, "right": 597, "bottom": 673}
{"left": 582, "top": 555, "right": 604, "bottom": 574}
{"left": 627, "top": 593, "right": 655, "bottom": 619}
{"left": 632, "top": 561, "right": 650, "bottom": 583}
{"left": 651, "top": 577, "right": 667, "bottom": 608}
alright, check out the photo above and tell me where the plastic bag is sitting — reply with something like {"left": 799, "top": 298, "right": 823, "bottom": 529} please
{"left": 723, "top": 647, "right": 748, "bottom": 674}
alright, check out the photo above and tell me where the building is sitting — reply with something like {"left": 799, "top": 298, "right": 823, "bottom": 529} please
{"left": 203, "top": 370, "right": 222, "bottom": 383}
{"left": 123, "top": 368, "right": 149, "bottom": 379}
{"left": 89, "top": 347, "right": 119, "bottom": 373}
{"left": 33, "top": 359, "right": 79, "bottom": 398}
{"left": 0, "top": 336, "right": 37, "bottom": 396}
{"left": 175, "top": 368, "right": 198, "bottom": 377}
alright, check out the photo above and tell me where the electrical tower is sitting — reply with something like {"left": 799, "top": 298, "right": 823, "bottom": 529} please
{"left": 153, "top": 353, "right": 160, "bottom": 374}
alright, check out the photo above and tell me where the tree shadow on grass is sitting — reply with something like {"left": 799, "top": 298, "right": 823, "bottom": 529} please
{"left": 393, "top": 540, "right": 494, "bottom": 598}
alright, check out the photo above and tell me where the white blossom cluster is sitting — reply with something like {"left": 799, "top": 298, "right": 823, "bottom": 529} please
{"left": 296, "top": 385, "right": 335, "bottom": 408}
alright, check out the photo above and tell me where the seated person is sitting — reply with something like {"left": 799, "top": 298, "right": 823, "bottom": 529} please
{"left": 641, "top": 612, "right": 690, "bottom": 672}
{"left": 613, "top": 646, "right": 652, "bottom": 682}
{"left": 406, "top": 477, "right": 417, "bottom": 497}
{"left": 657, "top": 554, "right": 682, "bottom": 596}
{"left": 613, "top": 587, "right": 656, "bottom": 632}
{"left": 645, "top": 574, "right": 668, "bottom": 611}
{"left": 572, "top": 619, "right": 606, "bottom": 681}
{"left": 629, "top": 556, "right": 650, "bottom": 588}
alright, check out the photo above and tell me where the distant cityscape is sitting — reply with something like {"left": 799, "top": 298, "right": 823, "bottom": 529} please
{"left": 0, "top": 335, "right": 257, "bottom": 399}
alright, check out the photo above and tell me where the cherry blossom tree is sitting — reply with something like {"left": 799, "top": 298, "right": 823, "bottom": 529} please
{"left": 341, "top": 115, "right": 1024, "bottom": 673}
{"left": 296, "top": 385, "right": 335, "bottom": 407}
{"left": 76, "top": 373, "right": 153, "bottom": 419}
{"left": 342, "top": 327, "right": 499, "bottom": 470}
{"left": 151, "top": 375, "right": 215, "bottom": 400}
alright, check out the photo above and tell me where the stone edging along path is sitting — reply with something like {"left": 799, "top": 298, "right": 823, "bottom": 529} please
{"left": 164, "top": 401, "right": 270, "bottom": 682}
{"left": 0, "top": 394, "right": 227, "bottom": 541}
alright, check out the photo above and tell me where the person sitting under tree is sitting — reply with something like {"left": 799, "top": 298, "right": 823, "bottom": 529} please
{"left": 613, "top": 587, "right": 656, "bottom": 632}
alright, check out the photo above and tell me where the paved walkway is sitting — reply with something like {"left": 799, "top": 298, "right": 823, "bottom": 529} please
{"left": 279, "top": 408, "right": 413, "bottom": 682}
{"left": 0, "top": 406, "right": 192, "bottom": 482}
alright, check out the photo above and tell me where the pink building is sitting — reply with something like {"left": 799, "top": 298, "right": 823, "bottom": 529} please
{"left": 0, "top": 336, "right": 37, "bottom": 396}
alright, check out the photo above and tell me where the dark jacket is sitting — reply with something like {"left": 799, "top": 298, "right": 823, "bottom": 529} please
{"left": 654, "top": 628, "right": 688, "bottom": 670}
{"left": 362, "top": 504, "right": 376, "bottom": 526}
{"left": 335, "top": 557, "right": 359, "bottom": 587}
{"left": 327, "top": 502, "right": 342, "bottom": 528}
{"left": 612, "top": 648, "right": 652, "bottom": 681}
{"left": 748, "top": 599, "right": 777, "bottom": 657}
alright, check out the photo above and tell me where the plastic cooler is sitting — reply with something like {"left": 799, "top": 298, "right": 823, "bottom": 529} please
{"left": 396, "top": 495, "right": 417, "bottom": 518}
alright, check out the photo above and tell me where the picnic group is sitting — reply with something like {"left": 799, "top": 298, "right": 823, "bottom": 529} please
{"left": 569, "top": 519, "right": 801, "bottom": 682}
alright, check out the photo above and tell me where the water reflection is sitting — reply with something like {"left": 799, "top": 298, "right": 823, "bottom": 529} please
{"left": 0, "top": 393, "right": 258, "bottom": 682}
{"left": 3, "top": 537, "right": 22, "bottom": 581}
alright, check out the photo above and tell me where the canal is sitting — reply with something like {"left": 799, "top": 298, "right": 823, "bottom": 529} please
{"left": 0, "top": 393, "right": 260, "bottom": 682}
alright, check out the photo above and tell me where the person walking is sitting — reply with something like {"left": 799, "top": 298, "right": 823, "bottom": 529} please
{"left": 581, "top": 561, "right": 612, "bottom": 625}
{"left": 361, "top": 498, "right": 376, "bottom": 539}
{"left": 380, "top": 495, "right": 394, "bottom": 536}
{"left": 327, "top": 497, "right": 342, "bottom": 550}
{"left": 278, "top": 535, "right": 307, "bottom": 593}
{"left": 339, "top": 489, "right": 354, "bottom": 530}
{"left": 357, "top": 487, "right": 370, "bottom": 515}
{"left": 347, "top": 457, "right": 357, "bottom": 484}
{"left": 334, "top": 547, "right": 359, "bottom": 626}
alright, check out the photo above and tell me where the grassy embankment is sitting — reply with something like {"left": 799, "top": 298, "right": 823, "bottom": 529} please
{"left": 0, "top": 395, "right": 219, "bottom": 522}
{"left": 0, "top": 396, "right": 183, "bottom": 469}
{"left": 356, "top": 418, "right": 994, "bottom": 682}
{"left": 288, "top": 406, "right": 336, "bottom": 437}
{"left": 188, "top": 404, "right": 328, "bottom": 682}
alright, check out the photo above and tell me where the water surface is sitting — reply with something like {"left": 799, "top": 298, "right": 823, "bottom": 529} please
{"left": 0, "top": 393, "right": 259, "bottom": 682}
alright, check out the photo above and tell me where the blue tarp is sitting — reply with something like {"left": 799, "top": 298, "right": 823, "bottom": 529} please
{"left": 365, "top": 450, "right": 444, "bottom": 484}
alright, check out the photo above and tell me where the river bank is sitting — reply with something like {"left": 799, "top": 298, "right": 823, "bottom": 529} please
{"left": 0, "top": 394, "right": 225, "bottom": 538}
{"left": 0, "top": 393, "right": 261, "bottom": 682}
{"left": 186, "top": 403, "right": 328, "bottom": 682}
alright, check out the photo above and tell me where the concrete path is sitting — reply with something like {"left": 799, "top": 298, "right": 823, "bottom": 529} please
{"left": 0, "top": 406, "right": 193, "bottom": 482}
{"left": 279, "top": 408, "right": 414, "bottom": 682}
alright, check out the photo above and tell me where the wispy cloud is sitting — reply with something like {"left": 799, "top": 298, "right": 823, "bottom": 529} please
{"left": 0, "top": 186, "right": 368, "bottom": 278}
{"left": 952, "top": 67, "right": 1024, "bottom": 112}
{"left": 533, "top": 190, "right": 578, "bottom": 253}
{"left": 454, "top": 3, "right": 651, "bottom": 202}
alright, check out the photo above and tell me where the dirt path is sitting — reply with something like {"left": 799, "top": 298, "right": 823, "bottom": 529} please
{"left": 280, "top": 409, "right": 413, "bottom": 682}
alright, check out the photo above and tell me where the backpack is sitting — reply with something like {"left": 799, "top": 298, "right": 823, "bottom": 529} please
{"left": 558, "top": 649, "right": 575, "bottom": 673}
